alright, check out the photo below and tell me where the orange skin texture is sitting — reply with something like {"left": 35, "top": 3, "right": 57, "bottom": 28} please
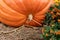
{"left": 0, "top": 0, "right": 53, "bottom": 27}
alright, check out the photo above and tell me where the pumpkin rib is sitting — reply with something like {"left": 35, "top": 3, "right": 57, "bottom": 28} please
{"left": 25, "top": 0, "right": 50, "bottom": 26}
{"left": 3, "top": 0, "right": 27, "bottom": 15}
{"left": 27, "top": 0, "right": 53, "bottom": 26}
{"left": 26, "top": 19, "right": 42, "bottom": 26}
{"left": 0, "top": 10, "right": 26, "bottom": 22}
{"left": 0, "top": 5, "right": 25, "bottom": 17}
{"left": 0, "top": 17, "right": 26, "bottom": 27}
{"left": 14, "top": 0, "right": 28, "bottom": 15}
{"left": 33, "top": 0, "right": 49, "bottom": 15}
{"left": 25, "top": 15, "right": 45, "bottom": 26}
{"left": 0, "top": 5, "right": 24, "bottom": 17}
{"left": 0, "top": 0, "right": 53, "bottom": 27}
{"left": 3, "top": 0, "right": 23, "bottom": 13}
{"left": 0, "top": 0, "right": 25, "bottom": 16}
{"left": 22, "top": 0, "right": 33, "bottom": 13}
{"left": 0, "top": 7, "right": 26, "bottom": 22}
{"left": 0, "top": 0, "right": 27, "bottom": 21}
{"left": 32, "top": 0, "right": 49, "bottom": 14}
{"left": 31, "top": 0, "right": 40, "bottom": 13}
{"left": 34, "top": 16, "right": 45, "bottom": 21}
{"left": 34, "top": 0, "right": 52, "bottom": 18}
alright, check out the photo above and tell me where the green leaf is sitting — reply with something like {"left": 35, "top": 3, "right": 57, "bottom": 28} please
{"left": 44, "top": 26, "right": 50, "bottom": 33}
{"left": 49, "top": 6, "right": 54, "bottom": 11}
{"left": 40, "top": 34, "right": 43, "bottom": 39}
{"left": 55, "top": 3, "right": 60, "bottom": 9}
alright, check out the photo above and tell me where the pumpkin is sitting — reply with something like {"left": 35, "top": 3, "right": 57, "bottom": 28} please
{"left": 0, "top": 0, "right": 53, "bottom": 27}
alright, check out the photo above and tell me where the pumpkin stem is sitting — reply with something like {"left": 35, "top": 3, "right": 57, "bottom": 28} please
{"left": 28, "top": 14, "right": 33, "bottom": 21}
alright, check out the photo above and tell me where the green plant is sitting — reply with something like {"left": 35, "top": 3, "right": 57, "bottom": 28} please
{"left": 41, "top": 1, "right": 60, "bottom": 40}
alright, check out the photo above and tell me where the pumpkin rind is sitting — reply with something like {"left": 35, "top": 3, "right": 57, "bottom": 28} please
{"left": 0, "top": 0, "right": 53, "bottom": 27}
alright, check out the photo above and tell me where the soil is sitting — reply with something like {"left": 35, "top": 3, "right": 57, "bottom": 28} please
{"left": 0, "top": 23, "right": 43, "bottom": 40}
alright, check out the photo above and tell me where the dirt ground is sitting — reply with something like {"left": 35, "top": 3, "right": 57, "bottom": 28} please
{"left": 0, "top": 23, "right": 43, "bottom": 40}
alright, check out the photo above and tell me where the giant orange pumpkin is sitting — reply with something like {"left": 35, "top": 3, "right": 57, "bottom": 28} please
{"left": 0, "top": 0, "right": 53, "bottom": 27}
